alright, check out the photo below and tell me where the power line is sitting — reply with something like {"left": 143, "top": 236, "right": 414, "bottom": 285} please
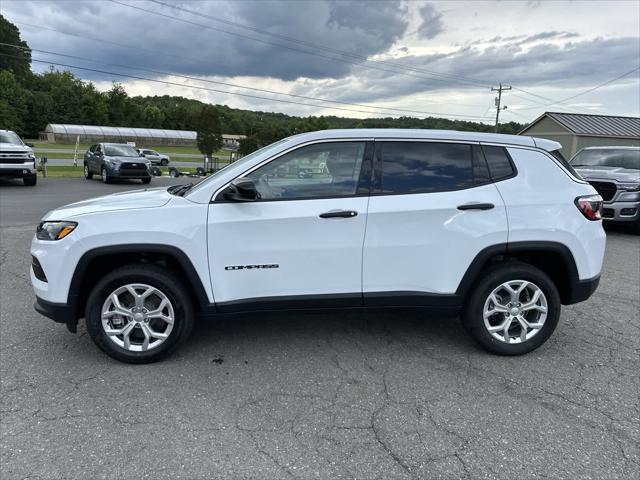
{"left": 108, "top": 0, "right": 489, "bottom": 89}
{"left": 13, "top": 20, "right": 490, "bottom": 110}
{"left": 145, "top": 0, "right": 493, "bottom": 88}
{"left": 0, "top": 43, "right": 492, "bottom": 120}
{"left": 1, "top": 53, "right": 494, "bottom": 121}
{"left": 514, "top": 66, "right": 640, "bottom": 111}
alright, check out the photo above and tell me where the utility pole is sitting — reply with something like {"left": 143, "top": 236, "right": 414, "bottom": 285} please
{"left": 491, "top": 83, "right": 511, "bottom": 133}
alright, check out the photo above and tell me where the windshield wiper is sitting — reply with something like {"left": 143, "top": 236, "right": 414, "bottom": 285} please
{"left": 168, "top": 183, "right": 193, "bottom": 196}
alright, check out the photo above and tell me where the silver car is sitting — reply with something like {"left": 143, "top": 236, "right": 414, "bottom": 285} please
{"left": 136, "top": 148, "right": 170, "bottom": 166}
{"left": 571, "top": 146, "right": 640, "bottom": 233}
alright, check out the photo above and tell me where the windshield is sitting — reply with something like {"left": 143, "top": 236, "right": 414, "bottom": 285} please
{"left": 104, "top": 145, "right": 140, "bottom": 157}
{"left": 571, "top": 149, "right": 640, "bottom": 170}
{"left": 186, "top": 137, "right": 292, "bottom": 197}
{"left": 0, "top": 131, "right": 24, "bottom": 144}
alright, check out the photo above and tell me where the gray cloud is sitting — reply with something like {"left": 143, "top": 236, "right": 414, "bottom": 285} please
{"left": 297, "top": 36, "right": 640, "bottom": 104}
{"left": 5, "top": 0, "right": 409, "bottom": 81}
{"left": 417, "top": 3, "right": 445, "bottom": 39}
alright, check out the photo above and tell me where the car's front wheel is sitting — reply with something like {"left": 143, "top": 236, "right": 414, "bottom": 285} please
{"left": 161, "top": 159, "right": 169, "bottom": 166}
{"left": 101, "top": 166, "right": 112, "bottom": 184}
{"left": 84, "top": 163, "right": 93, "bottom": 179}
{"left": 23, "top": 174, "right": 37, "bottom": 186}
{"left": 85, "top": 264, "right": 194, "bottom": 363}
{"left": 462, "top": 262, "right": 560, "bottom": 355}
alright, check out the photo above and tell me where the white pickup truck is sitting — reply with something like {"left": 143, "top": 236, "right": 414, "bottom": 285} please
{"left": 0, "top": 129, "right": 37, "bottom": 186}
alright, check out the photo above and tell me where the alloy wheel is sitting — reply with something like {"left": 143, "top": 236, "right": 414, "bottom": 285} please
{"left": 482, "top": 280, "right": 548, "bottom": 344}
{"left": 101, "top": 283, "right": 175, "bottom": 352}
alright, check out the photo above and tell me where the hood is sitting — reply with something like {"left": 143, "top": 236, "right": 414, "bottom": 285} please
{"left": 43, "top": 186, "right": 173, "bottom": 220}
{"left": 0, "top": 142, "right": 33, "bottom": 154}
{"left": 574, "top": 166, "right": 640, "bottom": 184}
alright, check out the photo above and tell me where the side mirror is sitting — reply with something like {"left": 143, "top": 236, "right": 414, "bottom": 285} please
{"left": 140, "top": 153, "right": 146, "bottom": 157}
{"left": 222, "top": 179, "right": 260, "bottom": 202}
{"left": 25, "top": 142, "right": 34, "bottom": 148}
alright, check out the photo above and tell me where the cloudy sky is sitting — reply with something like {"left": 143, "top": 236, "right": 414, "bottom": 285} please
{"left": 2, "top": 0, "right": 639, "bottom": 124}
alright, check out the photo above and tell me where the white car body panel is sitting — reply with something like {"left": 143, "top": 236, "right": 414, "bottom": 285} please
{"left": 207, "top": 197, "right": 369, "bottom": 303}
{"left": 363, "top": 183, "right": 508, "bottom": 295}
{"left": 32, "top": 197, "right": 212, "bottom": 304}
{"left": 499, "top": 147, "right": 606, "bottom": 279}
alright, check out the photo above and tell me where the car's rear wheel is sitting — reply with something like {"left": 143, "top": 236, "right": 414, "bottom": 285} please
{"left": 85, "top": 264, "right": 194, "bottom": 363}
{"left": 462, "top": 262, "right": 560, "bottom": 355}
{"left": 101, "top": 166, "right": 112, "bottom": 184}
{"left": 84, "top": 164, "right": 93, "bottom": 179}
{"left": 23, "top": 174, "right": 37, "bottom": 186}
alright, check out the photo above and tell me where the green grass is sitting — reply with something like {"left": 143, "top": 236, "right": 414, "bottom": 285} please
{"left": 40, "top": 166, "right": 85, "bottom": 178}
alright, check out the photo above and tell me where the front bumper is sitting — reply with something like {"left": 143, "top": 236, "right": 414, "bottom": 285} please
{"left": 34, "top": 296, "right": 78, "bottom": 332}
{"left": 105, "top": 163, "right": 152, "bottom": 179}
{"left": 0, "top": 162, "right": 36, "bottom": 178}
{"left": 602, "top": 201, "right": 640, "bottom": 223}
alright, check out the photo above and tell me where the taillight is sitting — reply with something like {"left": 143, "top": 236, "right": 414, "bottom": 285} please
{"left": 575, "top": 195, "right": 603, "bottom": 221}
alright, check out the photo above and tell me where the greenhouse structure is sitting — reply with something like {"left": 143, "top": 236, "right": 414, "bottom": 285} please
{"left": 41, "top": 124, "right": 197, "bottom": 146}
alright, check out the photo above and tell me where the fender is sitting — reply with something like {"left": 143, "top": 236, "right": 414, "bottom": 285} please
{"left": 67, "top": 244, "right": 212, "bottom": 313}
{"left": 456, "top": 241, "right": 582, "bottom": 303}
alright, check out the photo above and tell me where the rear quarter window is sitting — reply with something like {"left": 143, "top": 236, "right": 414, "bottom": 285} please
{"left": 481, "top": 145, "right": 515, "bottom": 181}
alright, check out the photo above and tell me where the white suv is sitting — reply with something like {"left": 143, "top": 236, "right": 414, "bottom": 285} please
{"left": 30, "top": 129, "right": 606, "bottom": 363}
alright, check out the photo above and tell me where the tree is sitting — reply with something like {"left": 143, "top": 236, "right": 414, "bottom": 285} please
{"left": 0, "top": 70, "right": 28, "bottom": 133}
{"left": 195, "top": 105, "right": 223, "bottom": 156}
{"left": 0, "top": 15, "right": 31, "bottom": 81}
{"left": 142, "top": 105, "right": 165, "bottom": 128}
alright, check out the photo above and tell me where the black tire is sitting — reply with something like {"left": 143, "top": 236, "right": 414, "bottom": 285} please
{"left": 101, "top": 166, "right": 112, "bottom": 184}
{"left": 161, "top": 159, "right": 169, "bottom": 166}
{"left": 85, "top": 264, "right": 194, "bottom": 363}
{"left": 23, "top": 175, "right": 37, "bottom": 186}
{"left": 633, "top": 219, "right": 640, "bottom": 235}
{"left": 462, "top": 262, "right": 561, "bottom": 355}
{"left": 141, "top": 177, "right": 151, "bottom": 184}
{"left": 169, "top": 168, "right": 179, "bottom": 178}
{"left": 84, "top": 163, "right": 93, "bottom": 180}
{"left": 151, "top": 166, "right": 162, "bottom": 177}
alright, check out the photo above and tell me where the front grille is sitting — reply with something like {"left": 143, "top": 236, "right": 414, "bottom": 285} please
{"left": 602, "top": 208, "right": 615, "bottom": 219}
{"left": 31, "top": 256, "right": 47, "bottom": 282}
{"left": 0, "top": 158, "right": 31, "bottom": 164}
{"left": 588, "top": 181, "right": 617, "bottom": 201}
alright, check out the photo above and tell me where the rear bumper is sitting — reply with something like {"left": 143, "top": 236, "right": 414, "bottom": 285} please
{"left": 565, "top": 275, "right": 600, "bottom": 305}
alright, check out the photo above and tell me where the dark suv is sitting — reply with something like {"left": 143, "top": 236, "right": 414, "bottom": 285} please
{"left": 84, "top": 143, "right": 152, "bottom": 184}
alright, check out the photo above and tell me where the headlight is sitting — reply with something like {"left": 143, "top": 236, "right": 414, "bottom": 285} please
{"left": 36, "top": 221, "right": 78, "bottom": 241}
{"left": 619, "top": 183, "right": 640, "bottom": 192}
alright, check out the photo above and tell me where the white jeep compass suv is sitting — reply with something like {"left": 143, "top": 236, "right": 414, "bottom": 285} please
{"left": 30, "top": 129, "right": 605, "bottom": 363}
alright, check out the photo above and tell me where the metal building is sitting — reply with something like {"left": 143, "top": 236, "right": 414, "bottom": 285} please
{"left": 41, "top": 124, "right": 196, "bottom": 146}
{"left": 518, "top": 112, "right": 640, "bottom": 158}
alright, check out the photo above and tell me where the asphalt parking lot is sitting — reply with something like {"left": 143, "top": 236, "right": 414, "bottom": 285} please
{"left": 1, "top": 179, "right": 639, "bottom": 479}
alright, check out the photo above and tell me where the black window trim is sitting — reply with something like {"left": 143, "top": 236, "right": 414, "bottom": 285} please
{"left": 479, "top": 143, "right": 519, "bottom": 183}
{"left": 371, "top": 139, "right": 494, "bottom": 197}
{"left": 212, "top": 139, "right": 374, "bottom": 203}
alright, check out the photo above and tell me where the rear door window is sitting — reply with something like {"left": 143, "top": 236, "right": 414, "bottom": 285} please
{"left": 378, "top": 142, "right": 476, "bottom": 194}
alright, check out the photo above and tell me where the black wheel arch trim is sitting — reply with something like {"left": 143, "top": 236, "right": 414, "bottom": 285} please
{"left": 456, "top": 241, "right": 593, "bottom": 305}
{"left": 68, "top": 244, "right": 212, "bottom": 315}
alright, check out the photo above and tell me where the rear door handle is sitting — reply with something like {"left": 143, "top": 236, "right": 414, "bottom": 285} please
{"left": 319, "top": 210, "right": 358, "bottom": 219}
{"left": 457, "top": 203, "right": 495, "bottom": 211}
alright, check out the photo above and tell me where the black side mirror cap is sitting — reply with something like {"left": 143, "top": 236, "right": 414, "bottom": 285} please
{"left": 25, "top": 142, "right": 34, "bottom": 148}
{"left": 222, "top": 179, "right": 260, "bottom": 202}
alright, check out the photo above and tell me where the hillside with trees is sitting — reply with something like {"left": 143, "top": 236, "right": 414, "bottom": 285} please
{"left": 0, "top": 15, "right": 524, "bottom": 154}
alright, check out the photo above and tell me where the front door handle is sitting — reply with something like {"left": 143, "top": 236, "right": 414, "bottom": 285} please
{"left": 319, "top": 210, "right": 358, "bottom": 219}
{"left": 457, "top": 203, "right": 495, "bottom": 211}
